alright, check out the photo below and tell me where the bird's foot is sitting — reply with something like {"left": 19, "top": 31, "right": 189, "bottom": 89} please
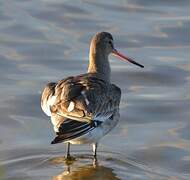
{"left": 93, "top": 155, "right": 98, "bottom": 167}
{"left": 65, "top": 154, "right": 76, "bottom": 165}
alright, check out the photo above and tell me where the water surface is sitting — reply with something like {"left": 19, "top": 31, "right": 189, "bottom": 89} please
{"left": 0, "top": 0, "right": 190, "bottom": 179}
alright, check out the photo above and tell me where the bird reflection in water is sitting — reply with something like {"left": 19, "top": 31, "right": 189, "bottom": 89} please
{"left": 50, "top": 155, "right": 120, "bottom": 180}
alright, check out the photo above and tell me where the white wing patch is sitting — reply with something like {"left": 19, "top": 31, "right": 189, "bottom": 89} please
{"left": 67, "top": 101, "right": 75, "bottom": 112}
{"left": 42, "top": 95, "right": 57, "bottom": 116}
{"left": 48, "top": 95, "right": 57, "bottom": 106}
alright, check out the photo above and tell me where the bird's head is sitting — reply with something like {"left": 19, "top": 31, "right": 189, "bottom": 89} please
{"left": 90, "top": 32, "right": 144, "bottom": 68}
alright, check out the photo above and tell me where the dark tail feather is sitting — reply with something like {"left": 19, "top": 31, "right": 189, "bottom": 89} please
{"left": 51, "top": 119, "right": 102, "bottom": 144}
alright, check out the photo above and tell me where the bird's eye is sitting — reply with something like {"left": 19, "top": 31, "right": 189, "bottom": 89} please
{"left": 108, "top": 41, "right": 113, "bottom": 48}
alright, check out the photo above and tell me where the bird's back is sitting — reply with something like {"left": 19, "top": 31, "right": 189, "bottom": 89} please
{"left": 41, "top": 73, "right": 121, "bottom": 143}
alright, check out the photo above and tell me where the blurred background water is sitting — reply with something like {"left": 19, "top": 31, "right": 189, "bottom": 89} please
{"left": 0, "top": 0, "right": 190, "bottom": 179}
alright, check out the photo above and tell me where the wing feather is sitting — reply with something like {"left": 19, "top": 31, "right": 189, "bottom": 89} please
{"left": 41, "top": 73, "right": 121, "bottom": 123}
{"left": 51, "top": 119, "right": 102, "bottom": 144}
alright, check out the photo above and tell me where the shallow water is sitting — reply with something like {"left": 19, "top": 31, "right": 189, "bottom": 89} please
{"left": 0, "top": 0, "right": 190, "bottom": 179}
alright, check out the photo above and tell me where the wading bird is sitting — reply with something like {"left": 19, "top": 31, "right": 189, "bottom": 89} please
{"left": 41, "top": 32, "right": 144, "bottom": 160}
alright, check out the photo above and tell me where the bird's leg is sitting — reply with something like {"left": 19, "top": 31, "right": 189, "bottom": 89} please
{"left": 92, "top": 143, "right": 98, "bottom": 167}
{"left": 93, "top": 143, "right": 99, "bottom": 157}
{"left": 65, "top": 142, "right": 76, "bottom": 163}
{"left": 66, "top": 142, "right": 71, "bottom": 159}
{"left": 92, "top": 142, "right": 98, "bottom": 158}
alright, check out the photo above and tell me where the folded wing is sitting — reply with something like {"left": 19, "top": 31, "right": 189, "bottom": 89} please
{"left": 41, "top": 73, "right": 121, "bottom": 124}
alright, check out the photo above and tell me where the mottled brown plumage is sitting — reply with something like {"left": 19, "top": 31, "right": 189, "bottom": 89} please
{"left": 41, "top": 32, "right": 143, "bottom": 159}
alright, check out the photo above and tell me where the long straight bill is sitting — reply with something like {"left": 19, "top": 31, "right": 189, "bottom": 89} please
{"left": 112, "top": 49, "right": 144, "bottom": 68}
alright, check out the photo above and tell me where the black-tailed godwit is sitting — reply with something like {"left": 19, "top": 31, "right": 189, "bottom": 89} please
{"left": 41, "top": 32, "right": 144, "bottom": 160}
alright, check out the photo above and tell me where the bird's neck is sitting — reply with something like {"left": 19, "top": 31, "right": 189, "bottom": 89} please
{"left": 88, "top": 48, "right": 111, "bottom": 82}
